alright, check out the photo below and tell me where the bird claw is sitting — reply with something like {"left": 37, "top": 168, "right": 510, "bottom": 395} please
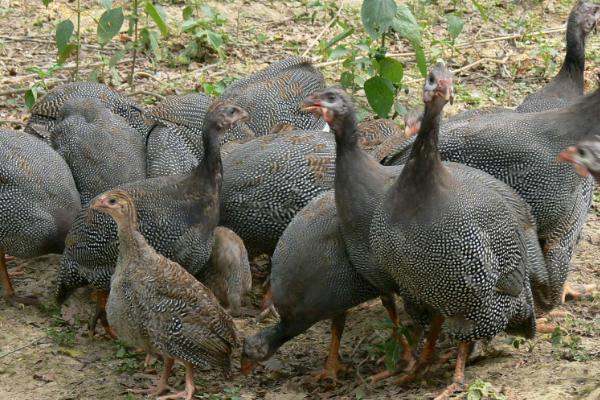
{"left": 561, "top": 283, "right": 596, "bottom": 302}
{"left": 311, "top": 361, "right": 348, "bottom": 382}
{"left": 156, "top": 389, "right": 193, "bottom": 400}
{"left": 433, "top": 381, "right": 465, "bottom": 400}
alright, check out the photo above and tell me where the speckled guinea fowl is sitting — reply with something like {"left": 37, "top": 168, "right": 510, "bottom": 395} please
{"left": 516, "top": 0, "right": 600, "bottom": 113}
{"left": 560, "top": 135, "right": 600, "bottom": 183}
{"left": 242, "top": 191, "right": 404, "bottom": 381}
{"left": 45, "top": 97, "right": 146, "bottom": 205}
{"left": 0, "top": 129, "right": 80, "bottom": 305}
{"left": 370, "top": 64, "right": 543, "bottom": 397}
{"left": 25, "top": 82, "right": 149, "bottom": 141}
{"left": 92, "top": 190, "right": 237, "bottom": 400}
{"left": 219, "top": 57, "right": 326, "bottom": 142}
{"left": 145, "top": 93, "right": 212, "bottom": 178}
{"left": 197, "top": 226, "right": 252, "bottom": 316}
{"left": 55, "top": 102, "right": 249, "bottom": 306}
{"left": 384, "top": 82, "right": 600, "bottom": 309}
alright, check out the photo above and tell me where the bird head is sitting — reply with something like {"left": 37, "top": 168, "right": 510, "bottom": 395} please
{"left": 558, "top": 137, "right": 600, "bottom": 179}
{"left": 205, "top": 101, "right": 250, "bottom": 132}
{"left": 91, "top": 190, "right": 136, "bottom": 224}
{"left": 423, "top": 62, "right": 454, "bottom": 113}
{"left": 301, "top": 87, "right": 354, "bottom": 127}
{"left": 573, "top": 0, "right": 600, "bottom": 36}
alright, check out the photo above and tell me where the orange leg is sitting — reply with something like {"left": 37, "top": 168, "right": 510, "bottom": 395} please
{"left": 561, "top": 283, "right": 596, "bottom": 303}
{"left": 312, "top": 313, "right": 348, "bottom": 381}
{"left": 433, "top": 342, "right": 470, "bottom": 400}
{"left": 0, "top": 249, "right": 38, "bottom": 305}
{"left": 128, "top": 357, "right": 173, "bottom": 396}
{"left": 370, "top": 295, "right": 417, "bottom": 382}
{"left": 89, "top": 289, "right": 117, "bottom": 339}
{"left": 157, "top": 361, "right": 195, "bottom": 400}
{"left": 394, "top": 314, "right": 444, "bottom": 385}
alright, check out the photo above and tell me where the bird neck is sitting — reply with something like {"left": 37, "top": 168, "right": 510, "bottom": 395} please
{"left": 331, "top": 111, "right": 360, "bottom": 152}
{"left": 556, "top": 17, "right": 586, "bottom": 91}
{"left": 556, "top": 88, "right": 600, "bottom": 142}
{"left": 406, "top": 103, "right": 444, "bottom": 176}
{"left": 115, "top": 212, "right": 144, "bottom": 258}
{"left": 195, "top": 120, "right": 224, "bottom": 187}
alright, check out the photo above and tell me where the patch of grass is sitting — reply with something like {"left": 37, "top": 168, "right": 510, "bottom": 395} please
{"left": 550, "top": 327, "right": 591, "bottom": 362}
{"left": 467, "top": 378, "right": 507, "bottom": 400}
{"left": 43, "top": 303, "right": 78, "bottom": 347}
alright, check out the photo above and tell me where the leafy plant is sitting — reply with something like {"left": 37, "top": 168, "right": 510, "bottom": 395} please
{"left": 467, "top": 379, "right": 507, "bottom": 400}
{"left": 550, "top": 327, "right": 591, "bottom": 362}
{"left": 181, "top": 2, "right": 228, "bottom": 61}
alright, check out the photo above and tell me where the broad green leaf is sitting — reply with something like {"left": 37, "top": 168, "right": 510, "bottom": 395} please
{"left": 42, "top": 0, "right": 53, "bottom": 6}
{"left": 200, "top": 4, "right": 215, "bottom": 19}
{"left": 447, "top": 15, "right": 464, "bottom": 41}
{"left": 24, "top": 87, "right": 38, "bottom": 109}
{"left": 58, "top": 44, "right": 77, "bottom": 64}
{"left": 88, "top": 69, "right": 99, "bottom": 82}
{"left": 361, "top": 0, "right": 397, "bottom": 39}
{"left": 379, "top": 57, "right": 403, "bottom": 83}
{"left": 329, "top": 46, "right": 349, "bottom": 60}
{"left": 394, "top": 101, "right": 407, "bottom": 116}
{"left": 97, "top": 7, "right": 124, "bottom": 46}
{"left": 145, "top": 2, "right": 168, "bottom": 37}
{"left": 55, "top": 19, "right": 74, "bottom": 53}
{"left": 182, "top": 19, "right": 200, "bottom": 32}
{"left": 100, "top": 0, "right": 112, "bottom": 10}
{"left": 413, "top": 42, "right": 427, "bottom": 78}
{"left": 364, "top": 76, "right": 394, "bottom": 117}
{"left": 340, "top": 71, "right": 354, "bottom": 89}
{"left": 391, "top": 5, "right": 420, "bottom": 45}
{"left": 201, "top": 30, "right": 223, "bottom": 50}
{"left": 182, "top": 5, "right": 193, "bottom": 21}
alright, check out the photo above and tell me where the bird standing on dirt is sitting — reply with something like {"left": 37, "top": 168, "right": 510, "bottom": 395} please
{"left": 0, "top": 129, "right": 81, "bottom": 305}
{"left": 92, "top": 190, "right": 237, "bottom": 400}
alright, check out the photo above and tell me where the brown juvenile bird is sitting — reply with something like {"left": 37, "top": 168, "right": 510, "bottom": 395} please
{"left": 92, "top": 190, "right": 237, "bottom": 400}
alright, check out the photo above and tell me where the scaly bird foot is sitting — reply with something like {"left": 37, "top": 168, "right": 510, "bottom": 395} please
{"left": 311, "top": 359, "right": 349, "bottom": 382}
{"left": 562, "top": 283, "right": 596, "bottom": 303}
{"left": 157, "top": 389, "right": 193, "bottom": 400}
{"left": 433, "top": 381, "right": 465, "bottom": 400}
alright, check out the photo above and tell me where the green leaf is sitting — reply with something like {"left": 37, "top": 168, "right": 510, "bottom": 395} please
{"left": 100, "top": 0, "right": 113, "bottom": 10}
{"left": 391, "top": 5, "right": 420, "bottom": 45}
{"left": 182, "top": 5, "right": 193, "bottom": 21}
{"left": 360, "top": 0, "right": 397, "bottom": 39}
{"left": 25, "top": 87, "right": 38, "bottom": 109}
{"left": 364, "top": 76, "right": 394, "bottom": 118}
{"left": 394, "top": 101, "right": 407, "bottom": 116}
{"left": 109, "top": 49, "right": 126, "bottom": 68}
{"left": 55, "top": 20, "right": 74, "bottom": 53}
{"left": 201, "top": 30, "right": 223, "bottom": 50}
{"left": 41, "top": 0, "right": 53, "bottom": 6}
{"left": 379, "top": 57, "right": 403, "bottom": 83}
{"left": 413, "top": 43, "right": 427, "bottom": 78}
{"left": 447, "top": 14, "right": 464, "bottom": 41}
{"left": 340, "top": 71, "right": 354, "bottom": 89}
{"left": 88, "top": 69, "right": 99, "bottom": 82}
{"left": 144, "top": 2, "right": 168, "bottom": 37}
{"left": 58, "top": 44, "right": 77, "bottom": 64}
{"left": 323, "top": 27, "right": 354, "bottom": 50}
{"left": 329, "top": 46, "right": 349, "bottom": 60}
{"left": 97, "top": 7, "right": 124, "bottom": 46}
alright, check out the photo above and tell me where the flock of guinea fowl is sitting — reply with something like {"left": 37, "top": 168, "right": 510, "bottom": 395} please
{"left": 2, "top": 1, "right": 600, "bottom": 399}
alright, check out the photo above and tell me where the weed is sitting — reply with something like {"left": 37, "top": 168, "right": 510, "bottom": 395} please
{"left": 467, "top": 378, "right": 507, "bottom": 400}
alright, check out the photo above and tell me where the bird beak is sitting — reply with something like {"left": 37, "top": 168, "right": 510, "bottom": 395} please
{"left": 437, "top": 79, "right": 454, "bottom": 105}
{"left": 558, "top": 147, "right": 590, "bottom": 177}
{"left": 301, "top": 95, "right": 334, "bottom": 124}
{"left": 91, "top": 195, "right": 109, "bottom": 211}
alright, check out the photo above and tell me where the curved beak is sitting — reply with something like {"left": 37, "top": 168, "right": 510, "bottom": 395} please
{"left": 558, "top": 147, "right": 590, "bottom": 177}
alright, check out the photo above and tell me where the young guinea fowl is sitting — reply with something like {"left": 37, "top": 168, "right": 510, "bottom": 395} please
{"left": 218, "top": 57, "right": 327, "bottom": 142}
{"left": 92, "top": 190, "right": 237, "bottom": 400}
{"left": 25, "top": 82, "right": 149, "bottom": 141}
{"left": 369, "top": 64, "right": 544, "bottom": 398}
{"left": 197, "top": 226, "right": 252, "bottom": 316}
{"left": 0, "top": 129, "right": 80, "bottom": 305}
{"left": 242, "top": 191, "right": 404, "bottom": 381}
{"left": 560, "top": 136, "right": 600, "bottom": 183}
{"left": 145, "top": 93, "right": 212, "bottom": 178}
{"left": 46, "top": 97, "right": 146, "bottom": 205}
{"left": 384, "top": 83, "right": 600, "bottom": 311}
{"left": 55, "top": 102, "right": 249, "bottom": 327}
{"left": 516, "top": 0, "right": 600, "bottom": 113}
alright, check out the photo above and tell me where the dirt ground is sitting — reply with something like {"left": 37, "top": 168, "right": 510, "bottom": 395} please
{"left": 1, "top": 0, "right": 600, "bottom": 399}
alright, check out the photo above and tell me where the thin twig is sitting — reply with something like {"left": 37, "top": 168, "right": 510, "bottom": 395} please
{"left": 313, "top": 26, "right": 566, "bottom": 68}
{"left": 301, "top": 0, "right": 347, "bottom": 57}
{"left": 0, "top": 337, "right": 45, "bottom": 361}
{"left": 474, "top": 72, "right": 508, "bottom": 93}
{"left": 129, "top": 0, "right": 139, "bottom": 87}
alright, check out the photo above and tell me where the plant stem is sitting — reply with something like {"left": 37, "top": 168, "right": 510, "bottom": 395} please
{"left": 75, "top": 0, "right": 80, "bottom": 81}
{"left": 129, "top": 0, "right": 139, "bottom": 87}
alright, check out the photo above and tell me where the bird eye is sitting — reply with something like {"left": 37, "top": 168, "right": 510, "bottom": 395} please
{"left": 577, "top": 148, "right": 587, "bottom": 157}
{"left": 428, "top": 76, "right": 435, "bottom": 85}
{"left": 109, "top": 198, "right": 116, "bottom": 205}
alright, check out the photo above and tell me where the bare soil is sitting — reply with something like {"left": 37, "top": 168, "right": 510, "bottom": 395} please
{"left": 1, "top": 1, "right": 600, "bottom": 399}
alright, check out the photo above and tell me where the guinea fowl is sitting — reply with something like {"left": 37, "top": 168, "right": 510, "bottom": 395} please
{"left": 45, "top": 97, "right": 146, "bottom": 205}
{"left": 92, "top": 190, "right": 237, "bottom": 400}
{"left": 516, "top": 0, "right": 600, "bottom": 113}
{"left": 219, "top": 57, "right": 327, "bottom": 142}
{"left": 384, "top": 83, "right": 600, "bottom": 311}
{"left": 145, "top": 93, "right": 212, "bottom": 178}
{"left": 0, "top": 129, "right": 80, "bottom": 305}
{"left": 55, "top": 102, "right": 249, "bottom": 327}
{"left": 302, "top": 87, "right": 421, "bottom": 374}
{"left": 242, "top": 191, "right": 404, "bottom": 381}
{"left": 369, "top": 63, "right": 543, "bottom": 398}
{"left": 560, "top": 135, "right": 600, "bottom": 183}
{"left": 197, "top": 226, "right": 252, "bottom": 316}
{"left": 25, "top": 82, "right": 148, "bottom": 140}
